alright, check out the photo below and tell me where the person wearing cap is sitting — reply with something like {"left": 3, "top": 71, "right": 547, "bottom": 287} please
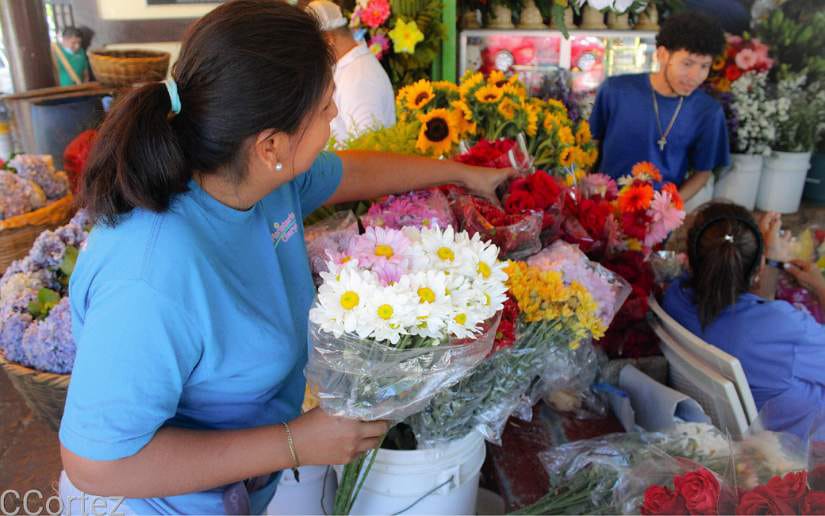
{"left": 307, "top": 0, "right": 395, "bottom": 144}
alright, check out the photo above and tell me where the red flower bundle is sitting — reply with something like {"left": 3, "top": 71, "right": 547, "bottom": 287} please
{"left": 642, "top": 468, "right": 721, "bottom": 515}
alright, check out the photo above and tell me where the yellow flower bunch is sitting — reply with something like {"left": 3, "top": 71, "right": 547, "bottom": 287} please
{"left": 459, "top": 70, "right": 533, "bottom": 142}
{"left": 504, "top": 261, "right": 606, "bottom": 343}
{"left": 394, "top": 78, "right": 468, "bottom": 157}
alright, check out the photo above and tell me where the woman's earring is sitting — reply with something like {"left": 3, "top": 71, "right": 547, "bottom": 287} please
{"left": 275, "top": 162, "right": 284, "bottom": 172}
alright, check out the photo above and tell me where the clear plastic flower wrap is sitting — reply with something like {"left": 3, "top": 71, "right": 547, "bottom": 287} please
{"left": 453, "top": 195, "right": 543, "bottom": 260}
{"left": 537, "top": 339, "right": 607, "bottom": 418}
{"left": 303, "top": 210, "right": 359, "bottom": 277}
{"left": 359, "top": 188, "right": 455, "bottom": 231}
{"left": 305, "top": 312, "right": 500, "bottom": 422}
{"left": 514, "top": 424, "right": 732, "bottom": 515}
{"left": 526, "top": 241, "right": 632, "bottom": 329}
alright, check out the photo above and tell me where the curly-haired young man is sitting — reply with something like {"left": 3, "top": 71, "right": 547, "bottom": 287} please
{"left": 589, "top": 12, "right": 729, "bottom": 202}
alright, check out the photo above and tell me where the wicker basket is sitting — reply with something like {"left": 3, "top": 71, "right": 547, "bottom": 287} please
{"left": 89, "top": 49, "right": 170, "bottom": 87}
{"left": 0, "top": 352, "right": 70, "bottom": 432}
{"left": 0, "top": 194, "right": 76, "bottom": 274}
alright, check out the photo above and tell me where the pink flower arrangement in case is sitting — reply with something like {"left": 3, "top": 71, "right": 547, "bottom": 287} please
{"left": 354, "top": 0, "right": 391, "bottom": 29}
{"left": 361, "top": 188, "right": 456, "bottom": 231}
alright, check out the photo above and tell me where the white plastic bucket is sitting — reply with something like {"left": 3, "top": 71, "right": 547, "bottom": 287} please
{"left": 713, "top": 154, "right": 764, "bottom": 211}
{"left": 266, "top": 465, "right": 337, "bottom": 515}
{"left": 344, "top": 430, "right": 486, "bottom": 515}
{"left": 683, "top": 174, "right": 715, "bottom": 214}
{"left": 756, "top": 151, "right": 812, "bottom": 213}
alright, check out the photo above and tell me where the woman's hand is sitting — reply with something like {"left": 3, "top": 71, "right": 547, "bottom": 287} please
{"left": 757, "top": 211, "right": 794, "bottom": 262}
{"left": 458, "top": 165, "right": 517, "bottom": 205}
{"left": 289, "top": 408, "right": 389, "bottom": 466}
{"left": 787, "top": 259, "right": 825, "bottom": 305}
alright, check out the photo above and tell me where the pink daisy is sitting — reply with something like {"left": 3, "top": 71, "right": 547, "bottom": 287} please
{"left": 360, "top": 0, "right": 391, "bottom": 29}
{"left": 347, "top": 226, "right": 414, "bottom": 284}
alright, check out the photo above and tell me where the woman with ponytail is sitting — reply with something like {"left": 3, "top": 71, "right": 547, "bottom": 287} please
{"left": 663, "top": 202, "right": 825, "bottom": 438}
{"left": 58, "top": 1, "right": 513, "bottom": 513}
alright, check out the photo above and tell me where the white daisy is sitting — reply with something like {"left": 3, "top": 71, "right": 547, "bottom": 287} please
{"left": 362, "top": 283, "right": 417, "bottom": 344}
{"left": 310, "top": 267, "right": 376, "bottom": 338}
{"left": 405, "top": 271, "right": 453, "bottom": 339}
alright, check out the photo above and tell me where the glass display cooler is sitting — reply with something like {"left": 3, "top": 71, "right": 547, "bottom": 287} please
{"left": 459, "top": 29, "right": 657, "bottom": 114}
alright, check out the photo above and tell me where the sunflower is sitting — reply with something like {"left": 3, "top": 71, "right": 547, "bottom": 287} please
{"left": 545, "top": 98, "right": 569, "bottom": 117}
{"left": 543, "top": 113, "right": 561, "bottom": 133}
{"left": 587, "top": 148, "right": 599, "bottom": 167}
{"left": 405, "top": 80, "right": 435, "bottom": 111}
{"left": 474, "top": 85, "right": 504, "bottom": 104}
{"left": 618, "top": 183, "right": 654, "bottom": 212}
{"left": 572, "top": 147, "right": 589, "bottom": 169}
{"left": 558, "top": 126, "right": 575, "bottom": 146}
{"left": 451, "top": 100, "right": 477, "bottom": 136}
{"left": 575, "top": 121, "right": 592, "bottom": 146}
{"left": 525, "top": 103, "right": 539, "bottom": 137}
{"left": 631, "top": 161, "right": 663, "bottom": 182}
{"left": 559, "top": 147, "right": 575, "bottom": 168}
{"left": 497, "top": 97, "right": 519, "bottom": 120}
{"left": 488, "top": 70, "right": 508, "bottom": 87}
{"left": 459, "top": 72, "right": 485, "bottom": 98}
{"left": 416, "top": 109, "right": 459, "bottom": 157}
{"left": 433, "top": 81, "right": 460, "bottom": 95}
{"left": 503, "top": 83, "right": 527, "bottom": 101}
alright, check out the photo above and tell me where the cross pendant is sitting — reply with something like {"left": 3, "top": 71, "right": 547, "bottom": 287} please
{"left": 657, "top": 138, "right": 666, "bottom": 151}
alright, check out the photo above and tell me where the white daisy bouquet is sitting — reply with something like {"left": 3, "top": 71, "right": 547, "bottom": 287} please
{"left": 306, "top": 225, "right": 507, "bottom": 421}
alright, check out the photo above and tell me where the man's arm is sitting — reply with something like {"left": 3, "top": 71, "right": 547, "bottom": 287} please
{"left": 679, "top": 171, "right": 712, "bottom": 202}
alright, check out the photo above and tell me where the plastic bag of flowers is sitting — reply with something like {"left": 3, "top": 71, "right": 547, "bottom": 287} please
{"left": 514, "top": 424, "right": 731, "bottom": 515}
{"left": 304, "top": 209, "right": 359, "bottom": 279}
{"left": 360, "top": 188, "right": 455, "bottom": 231}
{"left": 453, "top": 194, "right": 543, "bottom": 260}
{"left": 409, "top": 241, "right": 622, "bottom": 446}
{"left": 305, "top": 225, "right": 506, "bottom": 422}
{"left": 0, "top": 210, "right": 91, "bottom": 373}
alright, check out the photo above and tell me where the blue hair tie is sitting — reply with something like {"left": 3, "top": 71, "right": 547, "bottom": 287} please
{"left": 163, "top": 78, "right": 182, "bottom": 115}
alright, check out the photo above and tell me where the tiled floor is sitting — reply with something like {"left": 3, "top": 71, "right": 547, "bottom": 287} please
{"left": 0, "top": 201, "right": 822, "bottom": 505}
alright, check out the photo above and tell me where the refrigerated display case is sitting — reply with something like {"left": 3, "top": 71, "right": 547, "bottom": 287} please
{"left": 459, "top": 29, "right": 657, "bottom": 115}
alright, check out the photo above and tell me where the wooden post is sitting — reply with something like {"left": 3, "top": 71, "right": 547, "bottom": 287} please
{"left": 0, "top": 0, "right": 56, "bottom": 92}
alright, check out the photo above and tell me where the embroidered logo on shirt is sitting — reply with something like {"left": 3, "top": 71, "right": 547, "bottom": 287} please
{"left": 272, "top": 213, "right": 297, "bottom": 249}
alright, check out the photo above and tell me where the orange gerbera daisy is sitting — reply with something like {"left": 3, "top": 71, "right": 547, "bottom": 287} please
{"left": 618, "top": 183, "right": 654, "bottom": 213}
{"left": 662, "top": 183, "right": 684, "bottom": 210}
{"left": 631, "top": 161, "right": 663, "bottom": 182}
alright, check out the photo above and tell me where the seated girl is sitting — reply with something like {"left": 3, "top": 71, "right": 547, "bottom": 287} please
{"left": 663, "top": 202, "right": 825, "bottom": 438}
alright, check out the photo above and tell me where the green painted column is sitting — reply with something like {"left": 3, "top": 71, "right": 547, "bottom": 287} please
{"left": 441, "top": 0, "right": 457, "bottom": 82}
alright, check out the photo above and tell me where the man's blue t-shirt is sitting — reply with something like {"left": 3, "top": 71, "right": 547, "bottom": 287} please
{"left": 589, "top": 73, "right": 730, "bottom": 186}
{"left": 60, "top": 152, "right": 343, "bottom": 514}
{"left": 663, "top": 276, "right": 825, "bottom": 438}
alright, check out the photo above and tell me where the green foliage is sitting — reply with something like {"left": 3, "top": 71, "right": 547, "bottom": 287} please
{"left": 386, "top": 0, "right": 446, "bottom": 88}
{"left": 755, "top": 9, "right": 825, "bottom": 82}
{"left": 28, "top": 288, "right": 60, "bottom": 320}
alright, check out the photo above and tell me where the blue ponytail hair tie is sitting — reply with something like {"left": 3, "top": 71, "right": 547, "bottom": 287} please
{"left": 163, "top": 78, "right": 182, "bottom": 115}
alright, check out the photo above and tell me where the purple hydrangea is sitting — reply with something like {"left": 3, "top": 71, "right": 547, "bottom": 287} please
{"left": 0, "top": 309, "right": 33, "bottom": 363}
{"left": 0, "top": 170, "right": 46, "bottom": 220}
{"left": 28, "top": 230, "right": 67, "bottom": 271}
{"left": 69, "top": 210, "right": 91, "bottom": 230}
{"left": 21, "top": 297, "right": 75, "bottom": 374}
{"left": 9, "top": 155, "right": 69, "bottom": 200}
{"left": 0, "top": 271, "right": 50, "bottom": 310}
{"left": 55, "top": 222, "right": 86, "bottom": 248}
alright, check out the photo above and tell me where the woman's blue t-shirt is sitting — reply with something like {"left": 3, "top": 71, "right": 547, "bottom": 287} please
{"left": 663, "top": 276, "right": 825, "bottom": 437}
{"left": 59, "top": 152, "right": 343, "bottom": 514}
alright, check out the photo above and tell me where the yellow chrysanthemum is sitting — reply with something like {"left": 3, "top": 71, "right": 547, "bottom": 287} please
{"left": 497, "top": 97, "right": 519, "bottom": 120}
{"left": 474, "top": 85, "right": 504, "bottom": 104}
{"left": 459, "top": 72, "right": 485, "bottom": 98}
{"left": 575, "top": 121, "right": 592, "bottom": 146}
{"left": 559, "top": 147, "right": 575, "bottom": 167}
{"left": 416, "top": 108, "right": 459, "bottom": 157}
{"left": 405, "top": 79, "right": 435, "bottom": 110}
{"left": 558, "top": 126, "right": 575, "bottom": 146}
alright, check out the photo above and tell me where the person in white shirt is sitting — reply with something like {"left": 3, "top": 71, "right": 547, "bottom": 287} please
{"left": 306, "top": 0, "right": 396, "bottom": 144}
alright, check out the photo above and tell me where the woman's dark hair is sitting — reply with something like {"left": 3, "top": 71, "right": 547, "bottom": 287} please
{"left": 81, "top": 0, "right": 334, "bottom": 225}
{"left": 687, "top": 202, "right": 764, "bottom": 328}
{"left": 62, "top": 27, "right": 82, "bottom": 39}
{"left": 656, "top": 11, "right": 725, "bottom": 58}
